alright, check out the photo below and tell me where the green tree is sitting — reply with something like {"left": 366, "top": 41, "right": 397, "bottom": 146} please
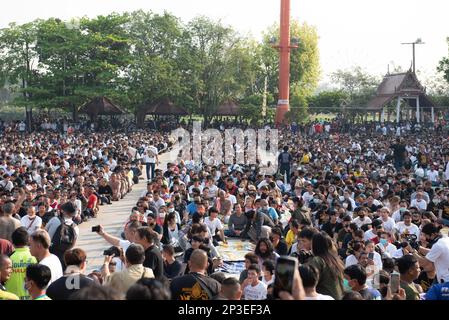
{"left": 30, "top": 14, "right": 131, "bottom": 120}
{"left": 0, "top": 21, "right": 39, "bottom": 128}
{"left": 438, "top": 37, "right": 449, "bottom": 85}
{"left": 125, "top": 10, "right": 187, "bottom": 113}
{"left": 258, "top": 21, "right": 320, "bottom": 113}
{"left": 331, "top": 66, "right": 378, "bottom": 119}
{"left": 331, "top": 66, "right": 378, "bottom": 98}
{"left": 184, "top": 16, "right": 252, "bottom": 124}
{"left": 308, "top": 90, "right": 348, "bottom": 114}
{"left": 286, "top": 83, "right": 309, "bottom": 123}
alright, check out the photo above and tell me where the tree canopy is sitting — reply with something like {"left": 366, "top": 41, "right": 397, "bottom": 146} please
{"left": 0, "top": 11, "right": 321, "bottom": 123}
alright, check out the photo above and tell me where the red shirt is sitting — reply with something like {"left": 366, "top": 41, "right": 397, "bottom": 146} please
{"left": 87, "top": 194, "right": 98, "bottom": 209}
{"left": 0, "top": 239, "right": 14, "bottom": 256}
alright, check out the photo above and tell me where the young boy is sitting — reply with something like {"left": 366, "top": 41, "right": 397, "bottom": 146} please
{"left": 242, "top": 264, "right": 267, "bottom": 300}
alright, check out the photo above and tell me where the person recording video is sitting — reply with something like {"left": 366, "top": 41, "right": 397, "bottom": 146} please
{"left": 405, "top": 223, "right": 449, "bottom": 284}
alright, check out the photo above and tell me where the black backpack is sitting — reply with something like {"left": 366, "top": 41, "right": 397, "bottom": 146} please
{"left": 50, "top": 218, "right": 77, "bottom": 263}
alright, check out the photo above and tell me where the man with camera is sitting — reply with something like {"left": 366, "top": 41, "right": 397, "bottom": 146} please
{"left": 406, "top": 223, "right": 449, "bottom": 284}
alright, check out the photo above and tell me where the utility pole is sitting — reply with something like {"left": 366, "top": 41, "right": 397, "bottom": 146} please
{"left": 274, "top": 0, "right": 298, "bottom": 125}
{"left": 401, "top": 38, "right": 425, "bottom": 74}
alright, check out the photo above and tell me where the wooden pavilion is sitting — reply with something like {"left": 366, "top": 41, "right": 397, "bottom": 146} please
{"left": 366, "top": 70, "right": 436, "bottom": 123}
{"left": 79, "top": 97, "right": 127, "bottom": 121}
{"left": 136, "top": 99, "right": 188, "bottom": 128}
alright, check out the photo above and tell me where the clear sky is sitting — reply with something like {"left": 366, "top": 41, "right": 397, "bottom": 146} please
{"left": 1, "top": 0, "right": 447, "bottom": 85}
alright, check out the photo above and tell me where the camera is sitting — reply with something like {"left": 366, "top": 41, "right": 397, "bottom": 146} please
{"left": 291, "top": 249, "right": 313, "bottom": 264}
{"left": 103, "top": 246, "right": 121, "bottom": 257}
{"left": 401, "top": 234, "right": 420, "bottom": 250}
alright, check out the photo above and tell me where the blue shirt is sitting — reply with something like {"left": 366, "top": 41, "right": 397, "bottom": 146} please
{"left": 267, "top": 207, "right": 279, "bottom": 221}
{"left": 360, "top": 287, "right": 382, "bottom": 300}
{"left": 186, "top": 202, "right": 197, "bottom": 215}
{"left": 425, "top": 282, "right": 449, "bottom": 300}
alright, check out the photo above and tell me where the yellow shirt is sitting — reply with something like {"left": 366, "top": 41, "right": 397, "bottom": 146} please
{"left": 0, "top": 290, "right": 19, "bottom": 300}
{"left": 285, "top": 230, "right": 296, "bottom": 250}
{"left": 5, "top": 247, "right": 37, "bottom": 300}
{"left": 301, "top": 154, "right": 310, "bottom": 164}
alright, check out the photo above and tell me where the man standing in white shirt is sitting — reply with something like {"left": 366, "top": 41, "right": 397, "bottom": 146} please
{"left": 29, "top": 230, "right": 63, "bottom": 285}
{"left": 144, "top": 141, "right": 159, "bottom": 181}
{"left": 410, "top": 223, "right": 449, "bottom": 284}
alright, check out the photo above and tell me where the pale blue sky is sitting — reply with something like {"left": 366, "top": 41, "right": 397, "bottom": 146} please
{"left": 1, "top": 0, "right": 447, "bottom": 85}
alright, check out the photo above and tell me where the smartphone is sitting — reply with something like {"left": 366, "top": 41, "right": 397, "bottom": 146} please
{"left": 368, "top": 252, "right": 374, "bottom": 260}
{"left": 273, "top": 256, "right": 298, "bottom": 299}
{"left": 92, "top": 225, "right": 101, "bottom": 233}
{"left": 390, "top": 272, "right": 400, "bottom": 294}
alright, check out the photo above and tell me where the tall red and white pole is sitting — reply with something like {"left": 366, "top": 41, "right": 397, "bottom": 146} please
{"left": 275, "top": 0, "right": 296, "bottom": 125}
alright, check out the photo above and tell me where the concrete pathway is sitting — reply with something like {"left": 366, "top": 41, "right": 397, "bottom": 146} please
{"left": 77, "top": 152, "right": 172, "bottom": 272}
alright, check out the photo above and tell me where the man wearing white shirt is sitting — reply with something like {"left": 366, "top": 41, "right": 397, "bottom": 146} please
{"left": 412, "top": 223, "right": 449, "bottom": 284}
{"left": 427, "top": 165, "right": 440, "bottom": 185}
{"left": 410, "top": 192, "right": 427, "bottom": 212}
{"left": 242, "top": 264, "right": 267, "bottom": 300}
{"left": 106, "top": 156, "right": 117, "bottom": 172}
{"left": 379, "top": 207, "right": 395, "bottom": 233}
{"left": 394, "top": 211, "right": 420, "bottom": 238}
{"left": 21, "top": 207, "right": 42, "bottom": 236}
{"left": 302, "top": 184, "right": 315, "bottom": 208}
{"left": 143, "top": 141, "right": 159, "bottom": 181}
{"left": 227, "top": 192, "right": 237, "bottom": 206}
{"left": 0, "top": 174, "right": 14, "bottom": 192}
{"left": 45, "top": 203, "right": 79, "bottom": 241}
{"left": 152, "top": 193, "right": 165, "bottom": 212}
{"left": 353, "top": 208, "right": 372, "bottom": 229}
{"left": 96, "top": 221, "right": 141, "bottom": 272}
{"left": 415, "top": 166, "right": 425, "bottom": 179}
{"left": 204, "top": 208, "right": 225, "bottom": 242}
{"left": 29, "top": 230, "right": 63, "bottom": 285}
{"left": 364, "top": 220, "right": 382, "bottom": 242}
{"left": 365, "top": 241, "right": 383, "bottom": 269}
{"left": 377, "top": 232, "right": 398, "bottom": 258}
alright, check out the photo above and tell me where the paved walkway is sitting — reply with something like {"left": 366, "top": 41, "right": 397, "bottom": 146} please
{"left": 77, "top": 152, "right": 172, "bottom": 272}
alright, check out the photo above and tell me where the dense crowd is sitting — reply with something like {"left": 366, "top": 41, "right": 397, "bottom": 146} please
{"left": 1, "top": 119, "right": 449, "bottom": 301}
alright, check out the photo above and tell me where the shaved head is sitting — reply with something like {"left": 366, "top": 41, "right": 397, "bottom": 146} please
{"left": 189, "top": 249, "right": 208, "bottom": 272}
